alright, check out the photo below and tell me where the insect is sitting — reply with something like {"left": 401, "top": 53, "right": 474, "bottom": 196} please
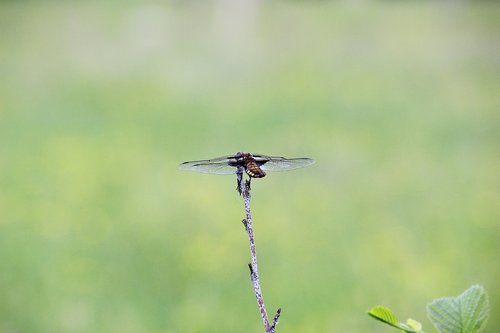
{"left": 179, "top": 152, "right": 315, "bottom": 193}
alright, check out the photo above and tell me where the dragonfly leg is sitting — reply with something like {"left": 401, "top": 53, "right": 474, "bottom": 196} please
{"left": 245, "top": 178, "right": 252, "bottom": 191}
{"left": 236, "top": 169, "right": 244, "bottom": 195}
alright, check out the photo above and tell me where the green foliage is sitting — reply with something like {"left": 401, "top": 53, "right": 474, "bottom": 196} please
{"left": 427, "top": 285, "right": 489, "bottom": 333}
{"left": 368, "top": 306, "right": 422, "bottom": 333}
{"left": 368, "top": 285, "right": 489, "bottom": 333}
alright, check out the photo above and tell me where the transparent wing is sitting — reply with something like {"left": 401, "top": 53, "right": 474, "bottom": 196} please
{"left": 178, "top": 155, "right": 237, "bottom": 175}
{"left": 254, "top": 155, "right": 315, "bottom": 172}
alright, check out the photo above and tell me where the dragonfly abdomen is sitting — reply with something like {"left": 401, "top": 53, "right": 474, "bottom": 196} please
{"left": 245, "top": 161, "right": 266, "bottom": 178}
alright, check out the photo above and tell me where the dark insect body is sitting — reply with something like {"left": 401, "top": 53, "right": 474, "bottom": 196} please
{"left": 179, "top": 152, "right": 315, "bottom": 194}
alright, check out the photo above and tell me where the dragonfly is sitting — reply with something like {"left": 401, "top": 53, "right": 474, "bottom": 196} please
{"left": 179, "top": 152, "right": 315, "bottom": 193}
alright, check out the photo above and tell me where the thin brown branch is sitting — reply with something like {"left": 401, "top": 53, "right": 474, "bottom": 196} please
{"left": 240, "top": 177, "right": 280, "bottom": 333}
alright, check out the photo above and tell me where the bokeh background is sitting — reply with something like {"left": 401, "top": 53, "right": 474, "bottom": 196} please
{"left": 1, "top": 1, "right": 499, "bottom": 332}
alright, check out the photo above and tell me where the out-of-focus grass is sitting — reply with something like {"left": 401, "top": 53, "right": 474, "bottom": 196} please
{"left": 0, "top": 2, "right": 499, "bottom": 332}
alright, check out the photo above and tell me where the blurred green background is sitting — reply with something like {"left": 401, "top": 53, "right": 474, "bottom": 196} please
{"left": 1, "top": 1, "right": 499, "bottom": 332}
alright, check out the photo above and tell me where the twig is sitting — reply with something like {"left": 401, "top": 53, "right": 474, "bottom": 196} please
{"left": 240, "top": 177, "right": 281, "bottom": 333}
{"left": 270, "top": 307, "right": 282, "bottom": 332}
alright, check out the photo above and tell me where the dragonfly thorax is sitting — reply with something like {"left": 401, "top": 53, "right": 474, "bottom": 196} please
{"left": 234, "top": 153, "right": 267, "bottom": 178}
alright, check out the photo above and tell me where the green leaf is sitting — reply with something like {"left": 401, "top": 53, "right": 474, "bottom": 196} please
{"left": 368, "top": 306, "right": 400, "bottom": 328}
{"left": 368, "top": 306, "right": 420, "bottom": 332}
{"left": 427, "top": 284, "right": 490, "bottom": 333}
{"left": 406, "top": 318, "right": 423, "bottom": 332}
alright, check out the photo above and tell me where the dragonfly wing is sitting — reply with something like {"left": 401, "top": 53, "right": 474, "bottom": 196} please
{"left": 256, "top": 155, "right": 315, "bottom": 172}
{"left": 178, "top": 158, "right": 237, "bottom": 175}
